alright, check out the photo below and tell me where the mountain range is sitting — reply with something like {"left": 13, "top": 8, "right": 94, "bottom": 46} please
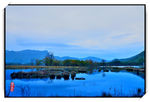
{"left": 5, "top": 50, "right": 144, "bottom": 64}
{"left": 5, "top": 50, "right": 103, "bottom": 64}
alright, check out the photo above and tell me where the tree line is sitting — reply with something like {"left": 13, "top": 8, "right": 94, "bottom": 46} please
{"left": 31, "top": 52, "right": 144, "bottom": 66}
{"left": 33, "top": 52, "right": 99, "bottom": 66}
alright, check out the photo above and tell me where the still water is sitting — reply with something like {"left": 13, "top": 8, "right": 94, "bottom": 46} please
{"left": 5, "top": 68, "right": 145, "bottom": 97}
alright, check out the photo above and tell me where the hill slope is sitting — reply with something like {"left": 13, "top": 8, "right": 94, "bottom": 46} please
{"left": 6, "top": 50, "right": 48, "bottom": 64}
{"left": 119, "top": 51, "right": 145, "bottom": 64}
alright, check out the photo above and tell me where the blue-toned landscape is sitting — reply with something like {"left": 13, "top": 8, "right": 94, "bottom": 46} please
{"left": 5, "top": 5, "right": 145, "bottom": 97}
{"left": 6, "top": 67, "right": 144, "bottom": 97}
{"left": 5, "top": 50, "right": 145, "bottom": 97}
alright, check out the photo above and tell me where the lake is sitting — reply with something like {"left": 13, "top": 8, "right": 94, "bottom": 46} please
{"left": 5, "top": 68, "right": 145, "bottom": 97}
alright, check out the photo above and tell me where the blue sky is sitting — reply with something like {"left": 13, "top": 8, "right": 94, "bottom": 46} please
{"left": 6, "top": 5, "right": 144, "bottom": 60}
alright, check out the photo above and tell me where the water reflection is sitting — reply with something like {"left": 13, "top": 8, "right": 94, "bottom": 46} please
{"left": 5, "top": 67, "right": 145, "bottom": 97}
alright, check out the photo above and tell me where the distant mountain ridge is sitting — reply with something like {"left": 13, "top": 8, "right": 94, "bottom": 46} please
{"left": 5, "top": 50, "right": 144, "bottom": 65}
{"left": 6, "top": 50, "right": 103, "bottom": 64}
{"left": 55, "top": 56, "right": 103, "bottom": 62}
{"left": 6, "top": 50, "right": 48, "bottom": 64}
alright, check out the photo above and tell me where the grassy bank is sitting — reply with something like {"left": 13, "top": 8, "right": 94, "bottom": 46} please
{"left": 5, "top": 65, "right": 88, "bottom": 69}
{"left": 5, "top": 65, "right": 144, "bottom": 71}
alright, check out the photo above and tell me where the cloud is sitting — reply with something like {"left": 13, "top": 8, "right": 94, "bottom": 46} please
{"left": 6, "top": 5, "right": 144, "bottom": 59}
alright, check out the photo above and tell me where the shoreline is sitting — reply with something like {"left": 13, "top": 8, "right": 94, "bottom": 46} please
{"left": 5, "top": 65, "right": 144, "bottom": 71}
{"left": 5, "top": 65, "right": 88, "bottom": 69}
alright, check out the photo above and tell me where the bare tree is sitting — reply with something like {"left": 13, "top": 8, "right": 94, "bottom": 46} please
{"left": 44, "top": 52, "right": 54, "bottom": 66}
{"left": 101, "top": 59, "right": 106, "bottom": 67}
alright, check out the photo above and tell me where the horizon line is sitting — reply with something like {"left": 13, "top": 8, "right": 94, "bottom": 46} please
{"left": 5, "top": 49, "right": 144, "bottom": 61}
